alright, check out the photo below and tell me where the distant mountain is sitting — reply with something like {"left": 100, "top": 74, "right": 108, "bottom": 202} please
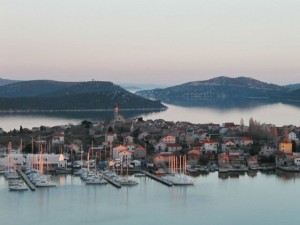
{"left": 0, "top": 78, "right": 20, "bottom": 87}
{"left": 136, "top": 76, "right": 298, "bottom": 108}
{"left": 285, "top": 83, "right": 300, "bottom": 91}
{"left": 0, "top": 80, "right": 77, "bottom": 98}
{"left": 0, "top": 80, "right": 166, "bottom": 111}
{"left": 118, "top": 83, "right": 168, "bottom": 92}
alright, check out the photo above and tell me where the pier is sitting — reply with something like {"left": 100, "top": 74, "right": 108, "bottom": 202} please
{"left": 140, "top": 170, "right": 172, "bottom": 187}
{"left": 16, "top": 169, "right": 36, "bottom": 191}
{"left": 102, "top": 174, "right": 122, "bottom": 188}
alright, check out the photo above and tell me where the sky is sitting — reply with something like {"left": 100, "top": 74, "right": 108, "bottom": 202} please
{"left": 1, "top": 0, "right": 300, "bottom": 86}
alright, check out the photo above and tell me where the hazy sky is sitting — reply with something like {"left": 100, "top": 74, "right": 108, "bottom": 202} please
{"left": 1, "top": 0, "right": 299, "bottom": 85}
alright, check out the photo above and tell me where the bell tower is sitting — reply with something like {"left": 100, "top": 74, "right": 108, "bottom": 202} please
{"left": 114, "top": 103, "right": 119, "bottom": 121}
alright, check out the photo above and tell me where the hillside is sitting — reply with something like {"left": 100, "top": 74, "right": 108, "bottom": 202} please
{"left": 0, "top": 78, "right": 20, "bottom": 87}
{"left": 0, "top": 80, "right": 77, "bottom": 98}
{"left": 136, "top": 76, "right": 296, "bottom": 107}
{"left": 285, "top": 83, "right": 300, "bottom": 91}
{"left": 0, "top": 80, "right": 166, "bottom": 111}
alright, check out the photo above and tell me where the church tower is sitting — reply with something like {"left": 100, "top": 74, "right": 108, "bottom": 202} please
{"left": 114, "top": 103, "right": 119, "bottom": 121}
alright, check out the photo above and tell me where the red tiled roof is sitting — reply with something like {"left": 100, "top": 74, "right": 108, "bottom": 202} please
{"left": 241, "top": 137, "right": 252, "bottom": 142}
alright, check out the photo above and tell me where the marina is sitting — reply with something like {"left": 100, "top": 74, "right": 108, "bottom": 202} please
{"left": 16, "top": 169, "right": 35, "bottom": 191}
{"left": 1, "top": 171, "right": 300, "bottom": 225}
{"left": 102, "top": 173, "right": 122, "bottom": 188}
{"left": 140, "top": 170, "right": 173, "bottom": 186}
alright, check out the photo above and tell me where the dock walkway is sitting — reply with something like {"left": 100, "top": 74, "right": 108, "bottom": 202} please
{"left": 140, "top": 170, "right": 172, "bottom": 187}
{"left": 16, "top": 169, "right": 36, "bottom": 191}
{"left": 102, "top": 174, "right": 122, "bottom": 188}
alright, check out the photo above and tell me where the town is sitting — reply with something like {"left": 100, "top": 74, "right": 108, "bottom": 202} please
{"left": 1, "top": 104, "right": 300, "bottom": 190}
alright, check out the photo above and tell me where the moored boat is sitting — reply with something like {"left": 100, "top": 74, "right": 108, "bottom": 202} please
{"left": 9, "top": 183, "right": 28, "bottom": 191}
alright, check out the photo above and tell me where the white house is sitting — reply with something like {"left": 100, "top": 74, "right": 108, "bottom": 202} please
{"left": 106, "top": 132, "right": 117, "bottom": 143}
{"left": 260, "top": 145, "right": 276, "bottom": 156}
{"left": 202, "top": 140, "right": 218, "bottom": 154}
{"left": 154, "top": 142, "right": 167, "bottom": 152}
{"left": 288, "top": 132, "right": 299, "bottom": 141}
{"left": 294, "top": 158, "right": 300, "bottom": 167}
{"left": 52, "top": 132, "right": 65, "bottom": 145}
{"left": 124, "top": 136, "right": 134, "bottom": 144}
{"left": 221, "top": 141, "right": 236, "bottom": 152}
{"left": 239, "top": 137, "right": 253, "bottom": 147}
{"left": 161, "top": 135, "right": 176, "bottom": 144}
{"left": 118, "top": 150, "right": 132, "bottom": 166}
{"left": 199, "top": 132, "right": 209, "bottom": 141}
{"left": 167, "top": 143, "right": 182, "bottom": 152}
{"left": 112, "top": 145, "right": 128, "bottom": 160}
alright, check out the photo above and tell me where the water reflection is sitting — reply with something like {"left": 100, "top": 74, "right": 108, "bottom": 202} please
{"left": 218, "top": 172, "right": 247, "bottom": 179}
{"left": 155, "top": 97, "right": 300, "bottom": 111}
{"left": 217, "top": 170, "right": 300, "bottom": 181}
{"left": 1, "top": 101, "right": 300, "bottom": 131}
{"left": 275, "top": 169, "right": 300, "bottom": 181}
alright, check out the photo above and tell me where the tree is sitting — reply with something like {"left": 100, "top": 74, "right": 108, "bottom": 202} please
{"left": 108, "top": 126, "right": 113, "bottom": 133}
{"left": 240, "top": 118, "right": 244, "bottom": 133}
{"left": 81, "top": 120, "right": 93, "bottom": 129}
{"left": 292, "top": 140, "right": 297, "bottom": 152}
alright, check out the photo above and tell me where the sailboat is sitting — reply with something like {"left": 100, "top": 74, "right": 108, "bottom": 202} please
{"left": 85, "top": 150, "right": 107, "bottom": 185}
{"left": 163, "top": 155, "right": 193, "bottom": 186}
{"left": 32, "top": 145, "right": 56, "bottom": 187}
{"left": 112, "top": 158, "right": 138, "bottom": 186}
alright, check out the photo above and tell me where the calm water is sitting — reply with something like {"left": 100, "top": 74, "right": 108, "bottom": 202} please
{"left": 0, "top": 171, "right": 299, "bottom": 225}
{"left": 1, "top": 102, "right": 300, "bottom": 131}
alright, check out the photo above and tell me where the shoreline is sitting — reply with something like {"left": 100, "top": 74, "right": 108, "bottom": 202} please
{"left": 0, "top": 107, "right": 167, "bottom": 113}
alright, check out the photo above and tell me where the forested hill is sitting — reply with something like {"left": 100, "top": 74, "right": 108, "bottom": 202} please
{"left": 0, "top": 80, "right": 166, "bottom": 111}
{"left": 136, "top": 76, "right": 300, "bottom": 107}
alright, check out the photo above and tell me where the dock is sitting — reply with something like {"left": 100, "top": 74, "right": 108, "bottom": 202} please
{"left": 16, "top": 169, "right": 36, "bottom": 191}
{"left": 277, "top": 166, "right": 300, "bottom": 172}
{"left": 140, "top": 170, "right": 172, "bottom": 187}
{"left": 102, "top": 174, "right": 122, "bottom": 188}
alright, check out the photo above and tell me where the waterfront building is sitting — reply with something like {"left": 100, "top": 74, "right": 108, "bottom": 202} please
{"left": 153, "top": 152, "right": 173, "bottom": 167}
{"left": 279, "top": 141, "right": 293, "bottom": 154}
{"left": 260, "top": 145, "right": 277, "bottom": 156}
{"left": 118, "top": 150, "right": 132, "bottom": 166}
{"left": 276, "top": 152, "right": 295, "bottom": 166}
{"left": 1, "top": 153, "right": 67, "bottom": 171}
{"left": 188, "top": 149, "right": 201, "bottom": 162}
{"left": 201, "top": 140, "right": 218, "bottom": 154}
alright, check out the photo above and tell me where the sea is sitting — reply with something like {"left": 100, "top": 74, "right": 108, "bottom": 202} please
{"left": 0, "top": 171, "right": 299, "bottom": 225}
{"left": 0, "top": 102, "right": 300, "bottom": 225}
{"left": 1, "top": 102, "right": 300, "bottom": 132}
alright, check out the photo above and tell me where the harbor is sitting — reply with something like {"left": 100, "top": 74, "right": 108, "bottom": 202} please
{"left": 1, "top": 170, "right": 300, "bottom": 225}
{"left": 16, "top": 169, "right": 35, "bottom": 191}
